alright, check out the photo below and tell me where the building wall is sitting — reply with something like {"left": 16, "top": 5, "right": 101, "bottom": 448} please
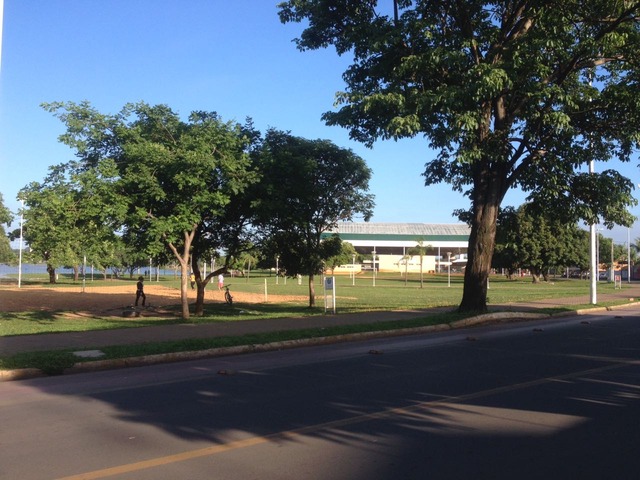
{"left": 342, "top": 254, "right": 455, "bottom": 274}
{"left": 378, "top": 254, "right": 437, "bottom": 273}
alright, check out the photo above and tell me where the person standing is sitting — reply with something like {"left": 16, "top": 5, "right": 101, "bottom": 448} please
{"left": 135, "top": 276, "right": 146, "bottom": 306}
{"left": 218, "top": 273, "right": 224, "bottom": 290}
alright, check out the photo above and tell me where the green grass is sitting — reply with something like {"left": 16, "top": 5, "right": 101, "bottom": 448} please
{"left": 0, "top": 311, "right": 181, "bottom": 336}
{"left": 0, "top": 273, "right": 633, "bottom": 373}
{"left": 217, "top": 271, "right": 624, "bottom": 312}
{"left": 0, "top": 309, "right": 467, "bottom": 374}
{"left": 0, "top": 272, "right": 627, "bottom": 337}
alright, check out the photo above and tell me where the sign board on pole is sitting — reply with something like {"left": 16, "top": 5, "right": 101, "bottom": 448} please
{"left": 324, "top": 276, "right": 336, "bottom": 314}
{"left": 615, "top": 274, "right": 622, "bottom": 289}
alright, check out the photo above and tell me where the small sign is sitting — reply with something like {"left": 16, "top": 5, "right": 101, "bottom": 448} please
{"left": 324, "top": 276, "right": 336, "bottom": 314}
{"left": 615, "top": 274, "right": 622, "bottom": 289}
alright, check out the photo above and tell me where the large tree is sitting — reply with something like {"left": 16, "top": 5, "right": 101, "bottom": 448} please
{"left": 18, "top": 163, "right": 122, "bottom": 283}
{"left": 253, "top": 129, "right": 374, "bottom": 306}
{"left": 279, "top": 0, "right": 639, "bottom": 312}
{"left": 19, "top": 175, "right": 78, "bottom": 283}
{"left": 44, "top": 102, "right": 257, "bottom": 318}
{"left": 493, "top": 205, "right": 590, "bottom": 282}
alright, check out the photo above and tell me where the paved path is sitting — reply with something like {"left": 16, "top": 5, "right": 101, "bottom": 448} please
{"left": 2, "top": 282, "right": 639, "bottom": 358}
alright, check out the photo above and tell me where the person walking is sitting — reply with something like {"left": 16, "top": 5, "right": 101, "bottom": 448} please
{"left": 135, "top": 276, "right": 146, "bottom": 306}
{"left": 218, "top": 273, "right": 224, "bottom": 290}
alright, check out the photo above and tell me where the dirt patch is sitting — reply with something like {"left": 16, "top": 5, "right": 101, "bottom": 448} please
{"left": 0, "top": 284, "right": 308, "bottom": 317}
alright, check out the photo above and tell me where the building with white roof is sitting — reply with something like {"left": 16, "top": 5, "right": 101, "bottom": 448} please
{"left": 325, "top": 222, "right": 471, "bottom": 273}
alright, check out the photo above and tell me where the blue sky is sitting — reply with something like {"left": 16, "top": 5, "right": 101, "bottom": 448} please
{"left": 1, "top": 0, "right": 638, "bottom": 244}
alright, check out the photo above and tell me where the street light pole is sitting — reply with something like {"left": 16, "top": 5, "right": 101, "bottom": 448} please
{"left": 372, "top": 250, "right": 376, "bottom": 287}
{"left": 588, "top": 73, "right": 597, "bottom": 303}
{"left": 628, "top": 227, "right": 631, "bottom": 283}
{"left": 610, "top": 237, "right": 615, "bottom": 282}
{"left": 18, "top": 200, "right": 24, "bottom": 288}
{"left": 596, "top": 229, "right": 600, "bottom": 282}
{"left": 590, "top": 221, "right": 597, "bottom": 300}
{"left": 352, "top": 254, "right": 356, "bottom": 286}
{"left": 447, "top": 252, "right": 451, "bottom": 287}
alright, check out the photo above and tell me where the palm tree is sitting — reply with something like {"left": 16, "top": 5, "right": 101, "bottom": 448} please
{"left": 408, "top": 240, "right": 430, "bottom": 288}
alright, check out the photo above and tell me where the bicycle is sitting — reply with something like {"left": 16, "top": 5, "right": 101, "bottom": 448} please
{"left": 223, "top": 285, "right": 233, "bottom": 305}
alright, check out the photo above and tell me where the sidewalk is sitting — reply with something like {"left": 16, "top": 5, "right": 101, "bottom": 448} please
{"left": 3, "top": 283, "right": 639, "bottom": 357}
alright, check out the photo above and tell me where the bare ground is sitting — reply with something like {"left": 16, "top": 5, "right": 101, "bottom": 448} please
{"left": 0, "top": 284, "right": 308, "bottom": 317}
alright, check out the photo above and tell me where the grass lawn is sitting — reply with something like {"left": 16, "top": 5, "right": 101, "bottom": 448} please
{"left": 0, "top": 272, "right": 625, "bottom": 336}
{"left": 0, "top": 272, "right": 632, "bottom": 374}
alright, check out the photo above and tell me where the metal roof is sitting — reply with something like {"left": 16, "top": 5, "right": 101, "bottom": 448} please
{"left": 330, "top": 222, "right": 470, "bottom": 237}
{"left": 324, "top": 222, "right": 470, "bottom": 248}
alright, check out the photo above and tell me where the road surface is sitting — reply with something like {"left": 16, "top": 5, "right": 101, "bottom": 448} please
{"left": 2, "top": 309, "right": 640, "bottom": 479}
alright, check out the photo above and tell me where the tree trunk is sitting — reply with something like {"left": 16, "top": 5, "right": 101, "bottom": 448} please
{"left": 459, "top": 180, "right": 503, "bottom": 313}
{"left": 192, "top": 258, "right": 224, "bottom": 316}
{"left": 47, "top": 264, "right": 56, "bottom": 284}
{"left": 308, "top": 274, "right": 316, "bottom": 307}
{"left": 167, "top": 229, "right": 197, "bottom": 320}
{"left": 192, "top": 259, "right": 205, "bottom": 316}
{"left": 195, "top": 284, "right": 206, "bottom": 315}
{"left": 179, "top": 261, "right": 190, "bottom": 319}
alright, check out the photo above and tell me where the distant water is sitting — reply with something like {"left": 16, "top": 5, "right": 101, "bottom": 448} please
{"left": 0, "top": 264, "right": 179, "bottom": 278}
{"left": 0, "top": 264, "right": 75, "bottom": 277}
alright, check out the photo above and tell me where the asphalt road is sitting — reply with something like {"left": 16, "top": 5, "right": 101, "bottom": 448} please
{"left": 2, "top": 309, "right": 640, "bottom": 479}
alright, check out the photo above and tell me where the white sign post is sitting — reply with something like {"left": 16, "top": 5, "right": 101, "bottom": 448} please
{"left": 615, "top": 274, "right": 622, "bottom": 289}
{"left": 324, "top": 276, "right": 336, "bottom": 314}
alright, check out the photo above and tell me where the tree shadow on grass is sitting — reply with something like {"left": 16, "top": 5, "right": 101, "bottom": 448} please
{"left": 1, "top": 310, "right": 60, "bottom": 324}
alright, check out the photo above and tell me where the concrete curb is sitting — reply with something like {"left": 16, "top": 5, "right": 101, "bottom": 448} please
{"left": 3, "top": 302, "right": 640, "bottom": 382}
{"left": 0, "top": 368, "right": 45, "bottom": 382}
{"left": 449, "top": 311, "right": 549, "bottom": 328}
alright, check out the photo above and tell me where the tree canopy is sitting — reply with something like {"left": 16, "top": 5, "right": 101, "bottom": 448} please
{"left": 43, "top": 102, "right": 257, "bottom": 318}
{"left": 279, "top": 0, "right": 640, "bottom": 312}
{"left": 493, "top": 205, "right": 590, "bottom": 281}
{"left": 18, "top": 162, "right": 122, "bottom": 282}
{"left": 31, "top": 103, "right": 374, "bottom": 315}
{"left": 252, "top": 129, "right": 374, "bottom": 306}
